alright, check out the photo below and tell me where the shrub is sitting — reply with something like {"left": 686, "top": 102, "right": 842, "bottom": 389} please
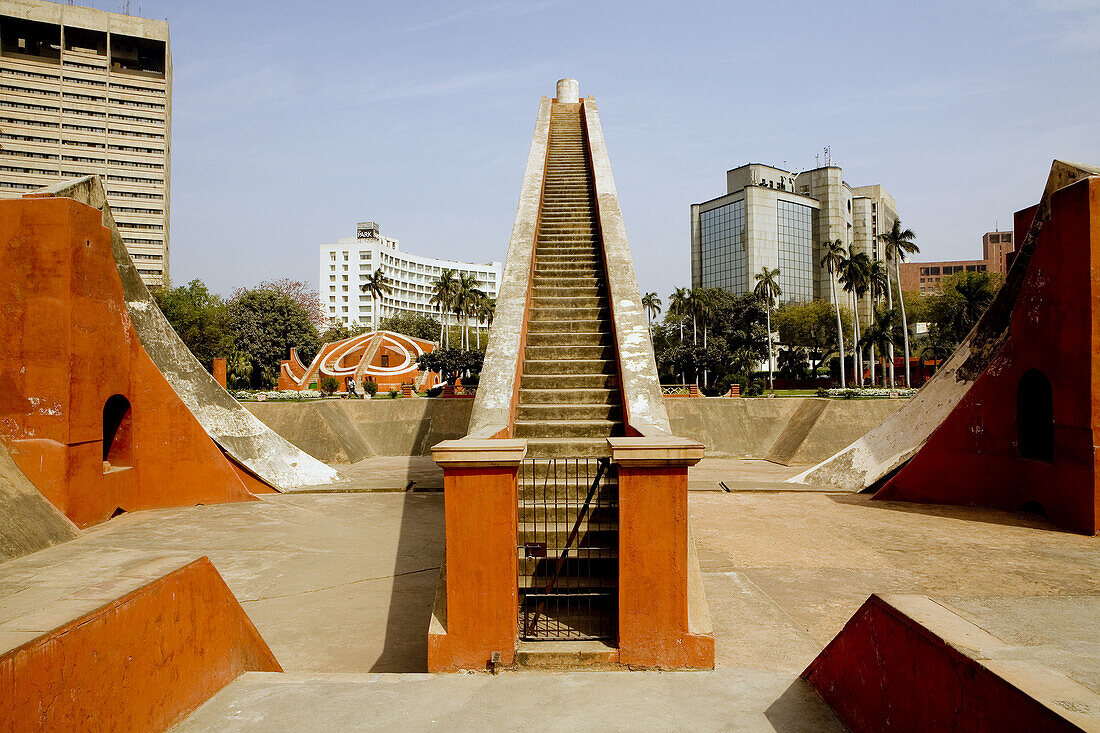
{"left": 388, "top": 389, "right": 399, "bottom": 399}
{"left": 319, "top": 376, "right": 339, "bottom": 396}
{"left": 815, "top": 387, "right": 829, "bottom": 397}
{"left": 427, "top": 385, "right": 444, "bottom": 397}
{"left": 364, "top": 379, "right": 378, "bottom": 397}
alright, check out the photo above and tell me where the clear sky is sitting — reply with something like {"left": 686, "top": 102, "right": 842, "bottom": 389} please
{"left": 77, "top": 0, "right": 1100, "bottom": 300}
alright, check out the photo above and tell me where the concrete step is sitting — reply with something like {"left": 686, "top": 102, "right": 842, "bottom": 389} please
{"left": 534, "top": 264, "right": 601, "bottom": 274}
{"left": 530, "top": 296, "right": 602, "bottom": 309}
{"left": 529, "top": 306, "right": 608, "bottom": 319}
{"left": 531, "top": 286, "right": 604, "bottom": 299}
{"left": 514, "top": 419, "right": 619, "bottom": 439}
{"left": 518, "top": 503, "right": 616, "bottom": 524}
{"left": 518, "top": 523, "right": 617, "bottom": 546}
{"left": 523, "top": 344, "right": 615, "bottom": 361}
{"left": 514, "top": 640, "right": 619, "bottom": 669}
{"left": 520, "top": 371, "right": 617, "bottom": 387}
{"left": 523, "top": 437, "right": 616, "bottom": 458}
{"left": 515, "top": 403, "right": 621, "bottom": 421}
{"left": 521, "top": 359, "right": 616, "bottom": 376}
{"left": 526, "top": 319, "right": 612, "bottom": 334}
{"left": 524, "top": 331, "right": 610, "bottom": 346}
{"left": 518, "top": 386, "right": 618, "bottom": 402}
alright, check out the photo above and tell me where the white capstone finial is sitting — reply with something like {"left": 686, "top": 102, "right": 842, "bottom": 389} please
{"left": 556, "top": 78, "right": 579, "bottom": 103}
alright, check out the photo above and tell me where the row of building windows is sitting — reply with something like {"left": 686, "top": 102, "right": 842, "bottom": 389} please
{"left": 698, "top": 199, "right": 747, "bottom": 294}
{"left": 776, "top": 200, "right": 814, "bottom": 303}
{"left": 1, "top": 67, "right": 164, "bottom": 96}
{"left": 919, "top": 264, "right": 987, "bottom": 276}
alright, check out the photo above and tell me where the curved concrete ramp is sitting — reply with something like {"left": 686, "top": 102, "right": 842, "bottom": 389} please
{"left": 790, "top": 160, "right": 1100, "bottom": 491}
{"left": 28, "top": 177, "right": 343, "bottom": 491}
{"left": 0, "top": 444, "right": 78, "bottom": 562}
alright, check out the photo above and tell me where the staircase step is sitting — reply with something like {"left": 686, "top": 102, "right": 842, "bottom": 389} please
{"left": 522, "top": 359, "right": 615, "bottom": 376}
{"left": 515, "top": 403, "right": 621, "bottom": 421}
{"left": 523, "top": 437, "right": 615, "bottom": 458}
{"left": 524, "top": 331, "right": 610, "bottom": 347}
{"left": 515, "top": 419, "right": 619, "bottom": 439}
{"left": 523, "top": 344, "right": 615, "bottom": 361}
{"left": 518, "top": 386, "right": 618, "bottom": 402}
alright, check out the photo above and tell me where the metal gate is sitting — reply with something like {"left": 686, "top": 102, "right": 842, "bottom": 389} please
{"left": 518, "top": 457, "right": 617, "bottom": 641}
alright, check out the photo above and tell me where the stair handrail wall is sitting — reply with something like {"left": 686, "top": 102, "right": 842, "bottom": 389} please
{"left": 579, "top": 98, "right": 672, "bottom": 438}
{"left": 465, "top": 96, "right": 553, "bottom": 439}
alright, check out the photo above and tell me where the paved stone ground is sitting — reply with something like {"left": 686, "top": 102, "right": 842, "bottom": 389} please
{"left": 35, "top": 483, "right": 1091, "bottom": 729}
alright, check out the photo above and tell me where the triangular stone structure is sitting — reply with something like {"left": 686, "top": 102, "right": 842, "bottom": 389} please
{"left": 875, "top": 172, "right": 1100, "bottom": 535}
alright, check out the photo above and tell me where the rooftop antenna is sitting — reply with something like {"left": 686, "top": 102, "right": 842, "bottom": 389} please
{"left": 815, "top": 153, "right": 820, "bottom": 167}
{"left": 824, "top": 146, "right": 831, "bottom": 167}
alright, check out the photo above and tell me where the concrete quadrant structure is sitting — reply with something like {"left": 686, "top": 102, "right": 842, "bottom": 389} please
{"left": 279, "top": 329, "right": 439, "bottom": 393}
{"left": 0, "top": 0, "right": 173, "bottom": 285}
{"left": 427, "top": 80, "right": 714, "bottom": 671}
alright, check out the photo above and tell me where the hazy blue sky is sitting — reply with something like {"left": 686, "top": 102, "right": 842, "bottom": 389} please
{"left": 79, "top": 0, "right": 1100, "bottom": 300}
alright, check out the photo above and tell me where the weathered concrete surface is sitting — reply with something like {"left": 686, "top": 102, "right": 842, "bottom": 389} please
{"left": 246, "top": 397, "right": 901, "bottom": 467}
{"left": 28, "top": 176, "right": 342, "bottom": 491}
{"left": 467, "top": 97, "right": 552, "bottom": 438}
{"left": 791, "top": 160, "right": 1100, "bottom": 491}
{"left": 667, "top": 398, "right": 902, "bottom": 464}
{"left": 245, "top": 399, "right": 473, "bottom": 463}
{"left": 0, "top": 443, "right": 78, "bottom": 562}
{"left": 173, "top": 669, "right": 842, "bottom": 732}
{"left": 583, "top": 97, "right": 670, "bottom": 437}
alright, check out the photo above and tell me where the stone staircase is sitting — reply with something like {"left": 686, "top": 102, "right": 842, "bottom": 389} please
{"left": 513, "top": 103, "right": 623, "bottom": 642}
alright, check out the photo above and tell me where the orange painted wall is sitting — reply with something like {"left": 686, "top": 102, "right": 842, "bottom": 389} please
{"left": 428, "top": 466, "right": 518, "bottom": 671}
{"left": 212, "top": 357, "right": 228, "bottom": 388}
{"left": 617, "top": 465, "right": 712, "bottom": 669}
{"left": 0, "top": 557, "right": 281, "bottom": 732}
{"left": 876, "top": 178, "right": 1100, "bottom": 535}
{"left": 0, "top": 198, "right": 259, "bottom": 527}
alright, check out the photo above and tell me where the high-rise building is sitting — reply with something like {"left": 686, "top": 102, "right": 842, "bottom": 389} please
{"left": 982, "top": 230, "right": 1014, "bottom": 274}
{"left": 691, "top": 163, "right": 897, "bottom": 318}
{"left": 319, "top": 221, "right": 502, "bottom": 330}
{"left": 0, "top": 0, "right": 171, "bottom": 286}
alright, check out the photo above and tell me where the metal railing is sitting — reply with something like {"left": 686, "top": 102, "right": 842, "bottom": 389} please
{"left": 518, "top": 457, "right": 616, "bottom": 641}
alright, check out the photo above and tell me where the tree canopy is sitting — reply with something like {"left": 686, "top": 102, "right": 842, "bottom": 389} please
{"left": 228, "top": 287, "right": 320, "bottom": 389}
{"left": 150, "top": 279, "right": 232, "bottom": 371}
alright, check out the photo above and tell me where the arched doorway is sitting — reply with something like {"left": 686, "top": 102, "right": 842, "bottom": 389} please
{"left": 1017, "top": 369, "right": 1053, "bottom": 462}
{"left": 102, "top": 394, "right": 133, "bottom": 469}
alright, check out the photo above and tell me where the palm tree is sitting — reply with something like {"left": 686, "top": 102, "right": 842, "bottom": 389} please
{"left": 820, "top": 240, "right": 848, "bottom": 388}
{"left": 866, "top": 259, "right": 890, "bottom": 386}
{"left": 693, "top": 288, "right": 715, "bottom": 388}
{"left": 430, "top": 269, "right": 457, "bottom": 348}
{"left": 878, "top": 219, "right": 919, "bottom": 387}
{"left": 839, "top": 252, "right": 871, "bottom": 387}
{"left": 669, "top": 287, "right": 690, "bottom": 383}
{"left": 361, "top": 267, "right": 391, "bottom": 331}
{"left": 860, "top": 306, "right": 899, "bottom": 384}
{"left": 642, "top": 291, "right": 662, "bottom": 329}
{"left": 452, "top": 272, "right": 482, "bottom": 351}
{"left": 753, "top": 267, "right": 782, "bottom": 390}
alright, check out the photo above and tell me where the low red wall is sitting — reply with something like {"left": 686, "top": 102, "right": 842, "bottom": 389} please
{"left": 0, "top": 198, "right": 259, "bottom": 527}
{"left": 804, "top": 595, "right": 1080, "bottom": 732}
{"left": 0, "top": 557, "right": 281, "bottom": 731}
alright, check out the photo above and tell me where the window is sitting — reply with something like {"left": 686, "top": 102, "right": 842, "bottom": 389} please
{"left": 1017, "top": 369, "right": 1054, "bottom": 462}
{"left": 699, "top": 199, "right": 747, "bottom": 294}
{"left": 776, "top": 200, "right": 814, "bottom": 302}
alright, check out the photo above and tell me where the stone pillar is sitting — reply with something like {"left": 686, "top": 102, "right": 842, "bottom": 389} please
{"left": 212, "top": 358, "right": 227, "bottom": 388}
{"left": 556, "top": 78, "right": 579, "bottom": 103}
{"left": 609, "top": 436, "right": 713, "bottom": 669}
{"left": 428, "top": 439, "right": 526, "bottom": 671}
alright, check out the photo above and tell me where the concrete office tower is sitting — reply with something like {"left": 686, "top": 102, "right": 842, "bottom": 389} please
{"left": 319, "top": 221, "right": 502, "bottom": 329}
{"left": 982, "top": 230, "right": 1014, "bottom": 274}
{"left": 691, "top": 162, "right": 896, "bottom": 320}
{"left": 0, "top": 0, "right": 172, "bottom": 286}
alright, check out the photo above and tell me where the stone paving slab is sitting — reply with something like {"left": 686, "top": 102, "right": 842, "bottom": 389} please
{"left": 171, "top": 669, "right": 843, "bottom": 732}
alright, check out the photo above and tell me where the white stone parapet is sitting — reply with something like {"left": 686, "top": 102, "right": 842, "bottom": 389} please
{"left": 556, "top": 78, "right": 580, "bottom": 103}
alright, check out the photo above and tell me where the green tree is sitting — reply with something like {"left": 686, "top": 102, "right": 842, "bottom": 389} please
{"left": 642, "top": 291, "right": 662, "bottom": 328}
{"left": 839, "top": 251, "right": 871, "bottom": 386}
{"left": 228, "top": 287, "right": 320, "bottom": 389}
{"left": 378, "top": 312, "right": 442, "bottom": 342}
{"left": 878, "top": 219, "right": 920, "bottom": 386}
{"left": 774, "top": 299, "right": 852, "bottom": 375}
{"left": 430, "top": 269, "right": 458, "bottom": 347}
{"left": 866, "top": 259, "right": 890, "bottom": 386}
{"left": 360, "top": 267, "right": 392, "bottom": 329}
{"left": 820, "top": 240, "right": 849, "bottom": 388}
{"left": 925, "top": 271, "right": 1003, "bottom": 346}
{"left": 151, "top": 279, "right": 233, "bottom": 371}
{"left": 319, "top": 321, "right": 369, "bottom": 343}
{"left": 753, "top": 267, "right": 782, "bottom": 390}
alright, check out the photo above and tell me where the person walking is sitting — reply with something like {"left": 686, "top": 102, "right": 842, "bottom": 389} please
{"left": 346, "top": 376, "right": 359, "bottom": 399}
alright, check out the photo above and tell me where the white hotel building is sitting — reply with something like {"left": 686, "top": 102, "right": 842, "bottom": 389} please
{"left": 319, "top": 222, "right": 502, "bottom": 331}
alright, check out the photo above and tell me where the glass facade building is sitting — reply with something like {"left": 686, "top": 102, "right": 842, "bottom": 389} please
{"left": 776, "top": 200, "right": 814, "bottom": 302}
{"left": 698, "top": 200, "right": 746, "bottom": 293}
